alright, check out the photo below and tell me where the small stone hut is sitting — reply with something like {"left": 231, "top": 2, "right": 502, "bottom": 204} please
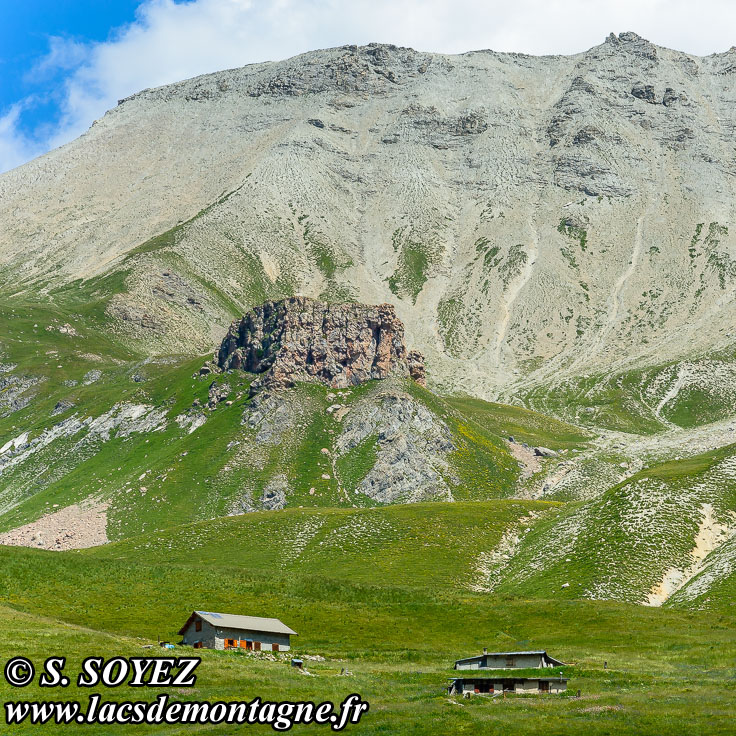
{"left": 449, "top": 649, "right": 568, "bottom": 695}
{"left": 178, "top": 611, "right": 297, "bottom": 651}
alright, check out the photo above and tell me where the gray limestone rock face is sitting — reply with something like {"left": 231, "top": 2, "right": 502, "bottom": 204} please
{"left": 83, "top": 370, "right": 103, "bottom": 385}
{"left": 260, "top": 475, "right": 289, "bottom": 510}
{"left": 244, "top": 392, "right": 296, "bottom": 445}
{"left": 51, "top": 399, "right": 75, "bottom": 417}
{"left": 407, "top": 350, "right": 426, "bottom": 387}
{"left": 208, "top": 380, "right": 231, "bottom": 408}
{"left": 631, "top": 82, "right": 657, "bottom": 103}
{"left": 0, "top": 372, "right": 40, "bottom": 417}
{"left": 336, "top": 390, "right": 455, "bottom": 504}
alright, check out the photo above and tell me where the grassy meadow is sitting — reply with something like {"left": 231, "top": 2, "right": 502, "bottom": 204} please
{"left": 0, "top": 503, "right": 735, "bottom": 734}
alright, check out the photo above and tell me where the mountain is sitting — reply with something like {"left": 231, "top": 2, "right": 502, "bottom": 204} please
{"left": 1, "top": 33, "right": 736, "bottom": 732}
{"left": 0, "top": 33, "right": 736, "bottom": 615}
{"left": 1, "top": 33, "right": 736, "bottom": 417}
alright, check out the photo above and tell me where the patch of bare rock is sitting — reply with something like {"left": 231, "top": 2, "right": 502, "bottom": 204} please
{"left": 336, "top": 388, "right": 456, "bottom": 504}
{"left": 0, "top": 500, "right": 109, "bottom": 551}
{"left": 507, "top": 440, "right": 542, "bottom": 480}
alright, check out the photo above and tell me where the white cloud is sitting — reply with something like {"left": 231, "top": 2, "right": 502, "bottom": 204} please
{"left": 28, "top": 37, "right": 88, "bottom": 80}
{"left": 2, "top": 0, "right": 736, "bottom": 172}
{"left": 0, "top": 104, "right": 45, "bottom": 173}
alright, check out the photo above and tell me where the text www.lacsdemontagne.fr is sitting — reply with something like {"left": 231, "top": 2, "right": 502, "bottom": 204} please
{"left": 5, "top": 693, "right": 369, "bottom": 730}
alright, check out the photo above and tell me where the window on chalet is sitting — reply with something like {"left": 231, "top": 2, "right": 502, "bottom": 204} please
{"left": 195, "top": 620, "right": 202, "bottom": 632}
{"left": 505, "top": 657, "right": 516, "bottom": 668}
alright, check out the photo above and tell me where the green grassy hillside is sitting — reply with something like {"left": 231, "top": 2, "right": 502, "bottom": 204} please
{"left": 523, "top": 349, "right": 736, "bottom": 435}
{"left": 668, "top": 533, "right": 736, "bottom": 610}
{"left": 89, "top": 500, "right": 557, "bottom": 591}
{"left": 0, "top": 369, "right": 526, "bottom": 539}
{"left": 87, "top": 473, "right": 736, "bottom": 614}
{"left": 445, "top": 396, "right": 590, "bottom": 450}
{"left": 2, "top": 288, "right": 560, "bottom": 540}
{"left": 3, "top": 292, "right": 735, "bottom": 611}
{"left": 493, "top": 445, "right": 736, "bottom": 606}
{"left": 0, "top": 275, "right": 597, "bottom": 542}
{"left": 1, "top": 534, "right": 735, "bottom": 734}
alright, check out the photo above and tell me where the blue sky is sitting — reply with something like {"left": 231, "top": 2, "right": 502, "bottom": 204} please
{"left": 1, "top": 3, "right": 140, "bottom": 132}
{"left": 2, "top": 0, "right": 734, "bottom": 173}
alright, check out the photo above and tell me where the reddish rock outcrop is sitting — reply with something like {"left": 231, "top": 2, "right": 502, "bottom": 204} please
{"left": 217, "top": 297, "right": 426, "bottom": 393}
{"left": 407, "top": 350, "right": 426, "bottom": 386}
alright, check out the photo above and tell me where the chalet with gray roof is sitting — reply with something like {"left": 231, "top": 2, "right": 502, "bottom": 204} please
{"left": 178, "top": 611, "right": 297, "bottom": 651}
{"left": 449, "top": 649, "right": 568, "bottom": 696}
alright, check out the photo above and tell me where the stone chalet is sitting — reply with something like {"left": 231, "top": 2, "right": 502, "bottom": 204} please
{"left": 449, "top": 649, "right": 568, "bottom": 695}
{"left": 178, "top": 611, "right": 297, "bottom": 651}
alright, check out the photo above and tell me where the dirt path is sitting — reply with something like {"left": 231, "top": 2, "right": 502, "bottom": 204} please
{"left": 508, "top": 441, "right": 542, "bottom": 480}
{"left": 609, "top": 215, "right": 644, "bottom": 331}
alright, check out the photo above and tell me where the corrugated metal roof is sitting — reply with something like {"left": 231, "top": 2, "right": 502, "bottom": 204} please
{"left": 454, "top": 650, "right": 566, "bottom": 666}
{"left": 179, "top": 611, "right": 297, "bottom": 636}
{"left": 455, "top": 650, "right": 543, "bottom": 663}
{"left": 489, "top": 650, "right": 548, "bottom": 657}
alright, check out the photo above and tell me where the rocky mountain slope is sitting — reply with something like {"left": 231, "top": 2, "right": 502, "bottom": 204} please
{"left": 1, "top": 33, "right": 736, "bottom": 413}
{"left": 0, "top": 297, "right": 557, "bottom": 543}
{"left": 1, "top": 33, "right": 736, "bottom": 610}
